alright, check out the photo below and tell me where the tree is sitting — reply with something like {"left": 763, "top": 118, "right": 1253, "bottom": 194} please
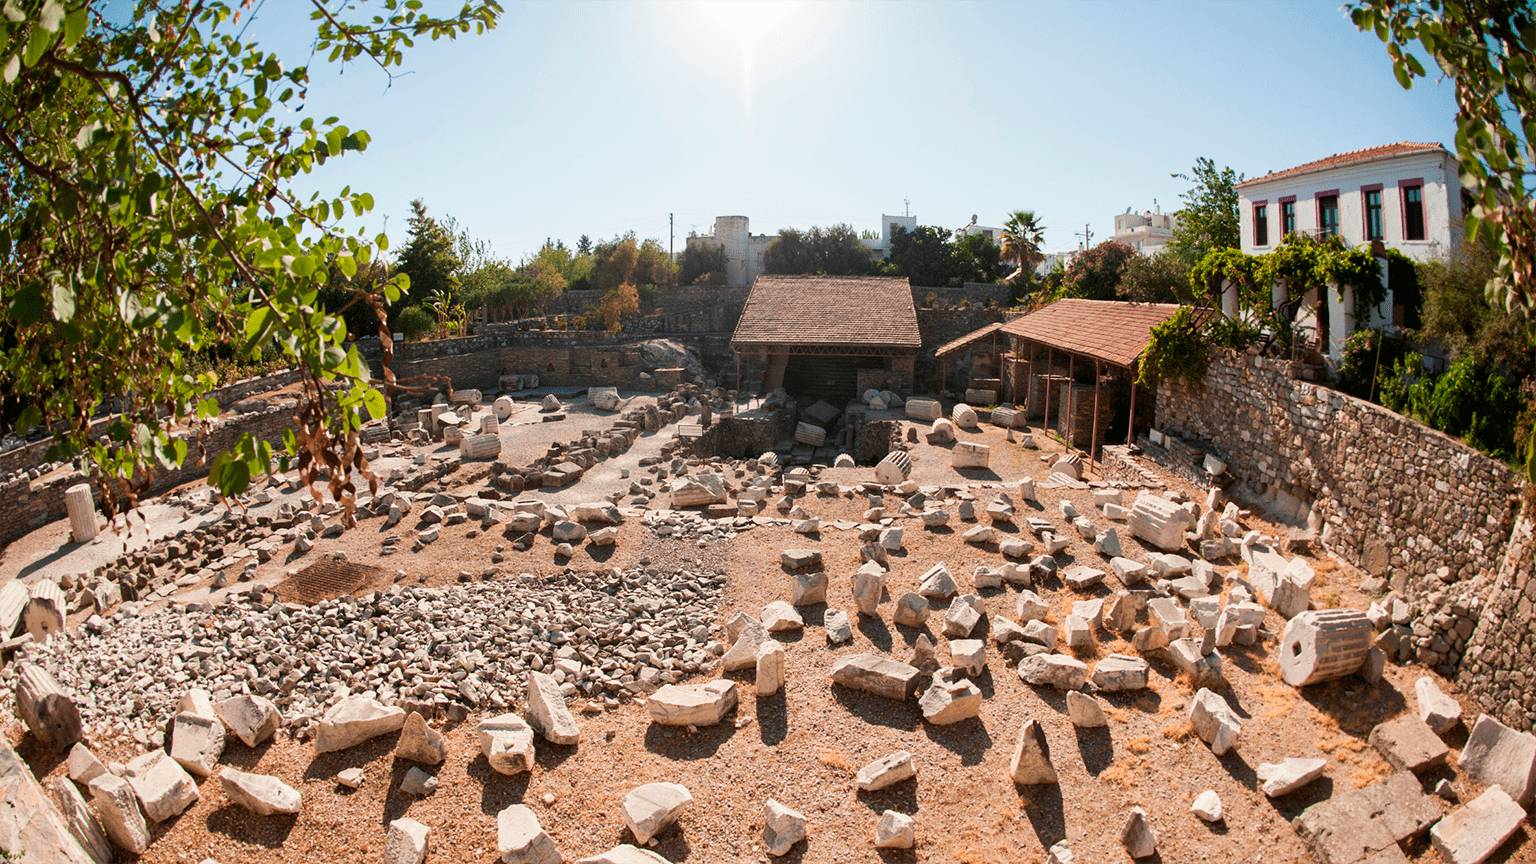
{"left": 589, "top": 234, "right": 676, "bottom": 293}
{"left": 0, "top": 0, "right": 500, "bottom": 521}
{"left": 1165, "top": 158, "right": 1243, "bottom": 268}
{"left": 999, "top": 210, "right": 1046, "bottom": 282}
{"left": 762, "top": 224, "right": 872, "bottom": 276}
{"left": 1118, "top": 253, "right": 1195, "bottom": 304}
{"left": 1415, "top": 240, "right": 1534, "bottom": 379}
{"left": 884, "top": 225, "right": 959, "bottom": 287}
{"left": 391, "top": 200, "right": 461, "bottom": 328}
{"left": 954, "top": 232, "right": 1007, "bottom": 284}
{"left": 678, "top": 242, "right": 728, "bottom": 286}
{"left": 576, "top": 234, "right": 593, "bottom": 256}
{"left": 1059, "top": 241, "right": 1139, "bottom": 301}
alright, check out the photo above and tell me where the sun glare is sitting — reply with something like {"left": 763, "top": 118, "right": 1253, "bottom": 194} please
{"left": 697, "top": 1, "right": 802, "bottom": 115}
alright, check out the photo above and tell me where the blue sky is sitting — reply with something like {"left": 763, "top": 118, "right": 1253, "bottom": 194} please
{"left": 254, "top": 0, "right": 1459, "bottom": 260}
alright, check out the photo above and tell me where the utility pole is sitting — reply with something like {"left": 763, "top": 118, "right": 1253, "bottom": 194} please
{"left": 1075, "top": 223, "right": 1093, "bottom": 249}
{"left": 669, "top": 213, "right": 674, "bottom": 259}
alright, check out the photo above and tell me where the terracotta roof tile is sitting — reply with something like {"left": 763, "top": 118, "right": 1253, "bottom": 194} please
{"left": 999, "top": 299, "right": 1183, "bottom": 369}
{"left": 1237, "top": 142, "right": 1448, "bottom": 187}
{"left": 732, "top": 275, "right": 922, "bottom": 349}
{"left": 935, "top": 322, "right": 1004, "bottom": 358}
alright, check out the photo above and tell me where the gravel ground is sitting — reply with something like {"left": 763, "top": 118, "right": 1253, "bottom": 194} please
{"left": 3, "top": 415, "right": 1533, "bottom": 864}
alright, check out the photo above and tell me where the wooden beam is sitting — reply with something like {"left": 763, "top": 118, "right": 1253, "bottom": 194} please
{"left": 1090, "top": 359, "right": 1102, "bottom": 473}
{"left": 1067, "top": 353, "right": 1076, "bottom": 449}
{"left": 1043, "top": 346, "right": 1054, "bottom": 437}
{"left": 1127, "top": 375, "right": 1138, "bottom": 446}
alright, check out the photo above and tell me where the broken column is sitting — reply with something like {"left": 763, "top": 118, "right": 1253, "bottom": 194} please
{"left": 65, "top": 483, "right": 98, "bottom": 543}
{"left": 875, "top": 451, "right": 913, "bottom": 486}
{"left": 1278, "top": 609, "right": 1373, "bottom": 687}
{"left": 1127, "top": 493, "right": 1189, "bottom": 552}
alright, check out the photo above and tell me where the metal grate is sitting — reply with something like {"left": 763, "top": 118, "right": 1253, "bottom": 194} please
{"left": 275, "top": 560, "right": 390, "bottom": 604}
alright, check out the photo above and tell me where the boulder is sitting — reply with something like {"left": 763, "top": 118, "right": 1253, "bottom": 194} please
{"left": 1092, "top": 654, "right": 1150, "bottom": 691}
{"left": 313, "top": 696, "right": 406, "bottom": 754}
{"left": 479, "top": 713, "right": 537, "bottom": 775}
{"left": 218, "top": 767, "right": 302, "bottom": 816}
{"left": 527, "top": 671, "right": 580, "bottom": 746}
{"left": 918, "top": 670, "right": 983, "bottom": 725}
{"left": 384, "top": 817, "right": 431, "bottom": 864}
{"left": 824, "top": 609, "right": 853, "bottom": 644}
{"left": 589, "top": 387, "right": 621, "bottom": 411}
{"left": 1066, "top": 691, "right": 1108, "bottom": 728}
{"left": 756, "top": 641, "right": 786, "bottom": 697}
{"left": 66, "top": 743, "right": 107, "bottom": 785}
{"left": 762, "top": 799, "right": 807, "bottom": 857}
{"left": 1189, "top": 688, "right": 1242, "bottom": 756}
{"left": 1430, "top": 786, "right": 1525, "bottom": 864}
{"left": 851, "top": 567, "right": 884, "bottom": 615}
{"left": 396, "top": 712, "right": 448, "bottom": 765}
{"left": 856, "top": 751, "right": 916, "bottom": 791}
{"left": 647, "top": 681, "right": 737, "bottom": 726}
{"left": 1457, "top": 714, "right": 1536, "bottom": 805}
{"left": 123, "top": 750, "right": 199, "bottom": 822}
{"left": 87, "top": 774, "right": 150, "bottom": 855}
{"left": 1370, "top": 714, "right": 1449, "bottom": 774}
{"left": 790, "top": 571, "right": 828, "bottom": 606}
{"left": 48, "top": 774, "right": 112, "bottom": 864}
{"left": 918, "top": 564, "right": 959, "bottom": 599}
{"left": 1191, "top": 790, "right": 1223, "bottom": 823}
{"left": 831, "top": 654, "right": 921, "bottom": 701}
{"left": 169, "top": 711, "right": 225, "bottom": 777}
{"left": 761, "top": 600, "right": 804, "bottom": 633}
{"left": 1009, "top": 719, "right": 1059, "bottom": 785}
{"left": 721, "top": 621, "right": 767, "bottom": 671}
{"left": 1120, "top": 807, "right": 1157, "bottom": 859}
{"left": 498, "top": 803, "right": 563, "bottom": 864}
{"left": 670, "top": 474, "right": 727, "bottom": 508}
{"left": 779, "top": 549, "right": 822, "bottom": 570}
{"left": 0, "top": 738, "right": 97, "bottom": 863}
{"left": 574, "top": 846, "right": 670, "bottom": 864}
{"left": 1415, "top": 676, "right": 1463, "bottom": 734}
{"left": 622, "top": 783, "right": 692, "bottom": 845}
{"left": 893, "top": 593, "right": 930, "bottom": 628}
{"left": 1257, "top": 758, "right": 1327, "bottom": 797}
{"left": 875, "top": 810, "right": 915, "bottom": 849}
{"left": 1017, "top": 654, "right": 1088, "bottom": 690}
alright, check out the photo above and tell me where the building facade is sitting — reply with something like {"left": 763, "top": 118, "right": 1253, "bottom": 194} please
{"left": 1235, "top": 142, "right": 1463, "bottom": 262}
{"left": 684, "top": 216, "right": 777, "bottom": 287}
{"left": 1111, "top": 206, "right": 1179, "bottom": 255}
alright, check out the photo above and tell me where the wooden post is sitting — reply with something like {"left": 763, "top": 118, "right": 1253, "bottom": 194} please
{"left": 64, "top": 483, "right": 97, "bottom": 543}
{"left": 1127, "top": 376, "right": 1138, "bottom": 446}
{"left": 1067, "top": 353, "right": 1076, "bottom": 448}
{"left": 1043, "top": 347, "right": 1054, "bottom": 435}
{"left": 1090, "top": 359, "right": 1102, "bottom": 473}
{"left": 1027, "top": 342, "right": 1036, "bottom": 421}
{"left": 16, "top": 663, "right": 82, "bottom": 751}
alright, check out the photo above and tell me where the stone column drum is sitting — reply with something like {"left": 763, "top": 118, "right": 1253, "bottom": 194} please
{"left": 64, "top": 484, "right": 98, "bottom": 543}
{"left": 1278, "top": 609, "right": 1373, "bottom": 686}
{"left": 875, "top": 451, "right": 913, "bottom": 486}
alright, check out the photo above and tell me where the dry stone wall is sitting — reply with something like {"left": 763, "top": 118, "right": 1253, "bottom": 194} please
{"left": 1458, "top": 514, "right": 1536, "bottom": 731}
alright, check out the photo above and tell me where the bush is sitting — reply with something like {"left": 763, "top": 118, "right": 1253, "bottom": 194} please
{"left": 396, "top": 306, "right": 434, "bottom": 342}
{"left": 1380, "top": 356, "right": 1524, "bottom": 462}
{"left": 1336, "top": 329, "right": 1411, "bottom": 401}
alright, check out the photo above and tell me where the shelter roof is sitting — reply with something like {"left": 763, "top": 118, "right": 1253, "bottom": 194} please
{"left": 1000, "top": 299, "right": 1183, "bottom": 369}
{"left": 1236, "top": 142, "right": 1448, "bottom": 187}
{"left": 732, "top": 275, "right": 922, "bottom": 349}
{"left": 934, "top": 322, "right": 1004, "bottom": 358}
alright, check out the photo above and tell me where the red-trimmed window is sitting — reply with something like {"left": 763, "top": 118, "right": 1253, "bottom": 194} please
{"left": 1253, "top": 203, "right": 1269, "bottom": 247}
{"left": 1402, "top": 184, "right": 1425, "bottom": 240}
{"left": 1318, "top": 193, "right": 1340, "bottom": 238}
{"left": 1280, "top": 197, "right": 1297, "bottom": 238}
{"left": 1362, "top": 185, "right": 1384, "bottom": 240}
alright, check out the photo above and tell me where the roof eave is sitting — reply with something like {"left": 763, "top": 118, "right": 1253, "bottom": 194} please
{"left": 1236, "top": 146, "right": 1448, "bottom": 190}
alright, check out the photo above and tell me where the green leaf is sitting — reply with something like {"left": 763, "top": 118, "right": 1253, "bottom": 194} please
{"left": 2, "top": 54, "right": 16, "bottom": 83}
{"left": 38, "top": 0, "right": 62, "bottom": 33}
{"left": 24, "top": 21, "right": 53, "bottom": 66}
{"left": 336, "top": 254, "right": 357, "bottom": 279}
{"left": 62, "top": 6, "right": 85, "bottom": 47}
{"left": 198, "top": 397, "right": 220, "bottom": 418}
{"left": 50, "top": 280, "right": 75, "bottom": 321}
{"left": 363, "top": 387, "right": 386, "bottom": 419}
{"left": 74, "top": 120, "right": 102, "bottom": 149}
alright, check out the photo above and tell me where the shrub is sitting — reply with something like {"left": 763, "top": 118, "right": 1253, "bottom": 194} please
{"left": 1381, "top": 356, "right": 1524, "bottom": 462}
{"left": 1336, "top": 329, "right": 1411, "bottom": 402}
{"left": 925, "top": 292, "right": 937, "bottom": 307}
{"left": 396, "top": 306, "right": 434, "bottom": 342}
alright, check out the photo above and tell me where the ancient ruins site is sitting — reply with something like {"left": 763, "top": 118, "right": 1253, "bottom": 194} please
{"left": 0, "top": 281, "right": 1532, "bottom": 864}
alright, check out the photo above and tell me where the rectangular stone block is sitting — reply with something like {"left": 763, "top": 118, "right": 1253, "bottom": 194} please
{"left": 952, "top": 441, "right": 990, "bottom": 469}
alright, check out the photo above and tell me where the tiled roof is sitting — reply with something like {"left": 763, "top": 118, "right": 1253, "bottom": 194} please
{"left": 1000, "top": 299, "right": 1183, "bottom": 369}
{"left": 732, "top": 275, "right": 922, "bottom": 349}
{"left": 1237, "top": 142, "right": 1448, "bottom": 187}
{"left": 935, "top": 322, "right": 1004, "bottom": 358}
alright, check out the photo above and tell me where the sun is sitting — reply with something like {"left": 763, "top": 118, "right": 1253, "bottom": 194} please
{"left": 697, "top": 0, "right": 801, "bottom": 113}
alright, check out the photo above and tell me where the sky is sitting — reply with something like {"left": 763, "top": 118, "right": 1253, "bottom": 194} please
{"left": 241, "top": 0, "right": 1460, "bottom": 260}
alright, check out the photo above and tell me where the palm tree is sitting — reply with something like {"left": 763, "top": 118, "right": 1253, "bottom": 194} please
{"left": 1000, "top": 210, "right": 1046, "bottom": 283}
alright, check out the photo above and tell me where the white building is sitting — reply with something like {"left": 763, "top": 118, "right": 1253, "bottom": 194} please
{"left": 1236, "top": 142, "right": 1463, "bottom": 262}
{"left": 1112, "top": 205, "right": 1179, "bottom": 255}
{"left": 953, "top": 215, "right": 1006, "bottom": 245}
{"left": 1231, "top": 142, "right": 1464, "bottom": 359}
{"left": 684, "top": 216, "right": 777, "bottom": 287}
{"left": 862, "top": 213, "right": 917, "bottom": 260}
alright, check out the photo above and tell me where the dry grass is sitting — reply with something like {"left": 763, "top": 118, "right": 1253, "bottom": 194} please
{"left": 1259, "top": 683, "right": 1299, "bottom": 720}
{"left": 818, "top": 749, "right": 852, "bottom": 772}
{"left": 1162, "top": 719, "right": 1194, "bottom": 741}
{"left": 1107, "top": 706, "right": 1131, "bottom": 724}
{"left": 1127, "top": 735, "right": 1152, "bottom": 755}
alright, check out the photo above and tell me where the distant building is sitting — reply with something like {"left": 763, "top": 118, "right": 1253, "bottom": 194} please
{"left": 1112, "top": 205, "right": 1179, "bottom": 256}
{"left": 953, "top": 215, "right": 1005, "bottom": 244}
{"left": 1235, "top": 141, "right": 1463, "bottom": 262}
{"left": 684, "top": 216, "right": 777, "bottom": 287}
{"left": 862, "top": 213, "right": 917, "bottom": 260}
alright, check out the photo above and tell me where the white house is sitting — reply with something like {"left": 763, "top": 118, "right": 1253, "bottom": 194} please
{"left": 1236, "top": 142, "right": 1463, "bottom": 262}
{"left": 1232, "top": 142, "right": 1464, "bottom": 359}
{"left": 862, "top": 213, "right": 917, "bottom": 260}
{"left": 1112, "top": 205, "right": 1179, "bottom": 255}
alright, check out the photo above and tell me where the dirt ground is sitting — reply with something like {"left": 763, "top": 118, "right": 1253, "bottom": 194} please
{"left": 4, "top": 407, "right": 1534, "bottom": 864}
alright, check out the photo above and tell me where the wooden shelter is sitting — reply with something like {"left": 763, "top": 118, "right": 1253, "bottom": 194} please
{"left": 732, "top": 275, "right": 922, "bottom": 403}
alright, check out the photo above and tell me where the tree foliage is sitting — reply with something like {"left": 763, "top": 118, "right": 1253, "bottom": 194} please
{"left": 999, "top": 210, "right": 1046, "bottom": 282}
{"left": 589, "top": 233, "right": 676, "bottom": 292}
{"left": 1165, "top": 158, "right": 1243, "bottom": 268}
{"left": 391, "top": 199, "right": 461, "bottom": 329}
{"left": 1117, "top": 253, "right": 1194, "bottom": 304}
{"left": 761, "top": 224, "right": 871, "bottom": 276}
{"left": 678, "top": 241, "right": 728, "bottom": 286}
{"left": 0, "top": 0, "right": 500, "bottom": 521}
{"left": 882, "top": 225, "right": 959, "bottom": 287}
{"left": 1415, "top": 240, "right": 1534, "bottom": 379}
{"left": 1057, "top": 241, "right": 1139, "bottom": 301}
{"left": 954, "top": 232, "right": 1007, "bottom": 284}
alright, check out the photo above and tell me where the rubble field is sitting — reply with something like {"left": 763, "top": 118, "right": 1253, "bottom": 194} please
{"left": 0, "top": 384, "right": 1532, "bottom": 864}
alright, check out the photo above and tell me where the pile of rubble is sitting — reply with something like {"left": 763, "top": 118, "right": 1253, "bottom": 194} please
{"left": 0, "top": 564, "right": 726, "bottom": 745}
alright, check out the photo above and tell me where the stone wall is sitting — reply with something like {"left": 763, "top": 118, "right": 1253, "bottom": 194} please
{"left": 1458, "top": 513, "right": 1536, "bottom": 731}
{"left": 0, "top": 406, "right": 295, "bottom": 550}
{"left": 1156, "top": 350, "right": 1521, "bottom": 587}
